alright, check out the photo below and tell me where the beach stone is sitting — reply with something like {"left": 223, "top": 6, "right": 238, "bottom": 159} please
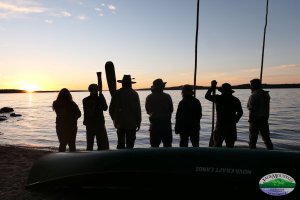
{"left": 0, "top": 107, "right": 14, "bottom": 113}
{"left": 0, "top": 116, "right": 7, "bottom": 121}
{"left": 10, "top": 113, "right": 22, "bottom": 117}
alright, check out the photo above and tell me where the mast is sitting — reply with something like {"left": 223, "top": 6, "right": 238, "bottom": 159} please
{"left": 193, "top": 0, "right": 200, "bottom": 96}
{"left": 260, "top": 0, "right": 269, "bottom": 82}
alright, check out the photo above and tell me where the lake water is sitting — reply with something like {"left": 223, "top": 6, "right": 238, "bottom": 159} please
{"left": 0, "top": 89, "right": 299, "bottom": 151}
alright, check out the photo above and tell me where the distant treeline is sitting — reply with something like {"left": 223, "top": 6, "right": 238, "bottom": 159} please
{"left": 0, "top": 89, "right": 27, "bottom": 93}
{"left": 1, "top": 84, "right": 299, "bottom": 93}
{"left": 0, "top": 89, "right": 86, "bottom": 93}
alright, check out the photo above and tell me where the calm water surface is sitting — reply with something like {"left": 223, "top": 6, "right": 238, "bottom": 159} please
{"left": 0, "top": 89, "right": 299, "bottom": 151}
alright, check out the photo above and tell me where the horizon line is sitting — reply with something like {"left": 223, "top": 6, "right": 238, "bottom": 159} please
{"left": 1, "top": 83, "right": 300, "bottom": 93}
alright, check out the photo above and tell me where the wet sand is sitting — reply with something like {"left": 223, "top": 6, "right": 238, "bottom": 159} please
{"left": 0, "top": 145, "right": 53, "bottom": 200}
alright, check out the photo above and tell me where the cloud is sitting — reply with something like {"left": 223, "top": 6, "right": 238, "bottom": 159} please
{"left": 95, "top": 7, "right": 101, "bottom": 12}
{"left": 0, "top": 1, "right": 46, "bottom": 18}
{"left": 108, "top": 4, "right": 116, "bottom": 13}
{"left": 241, "top": 68, "right": 260, "bottom": 73}
{"left": 272, "top": 64, "right": 300, "bottom": 70}
{"left": 62, "top": 11, "right": 71, "bottom": 17}
{"left": 108, "top": 4, "right": 116, "bottom": 11}
{"left": 77, "top": 15, "right": 87, "bottom": 21}
{"left": 45, "top": 19, "right": 53, "bottom": 24}
{"left": 95, "top": 3, "right": 117, "bottom": 16}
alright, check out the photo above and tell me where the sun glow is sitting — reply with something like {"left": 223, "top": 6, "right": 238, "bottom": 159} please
{"left": 21, "top": 84, "right": 40, "bottom": 93}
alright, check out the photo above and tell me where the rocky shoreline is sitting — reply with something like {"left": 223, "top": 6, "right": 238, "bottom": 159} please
{"left": 0, "top": 145, "right": 53, "bottom": 200}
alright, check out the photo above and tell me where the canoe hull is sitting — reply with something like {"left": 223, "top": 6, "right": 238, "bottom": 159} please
{"left": 26, "top": 147, "right": 300, "bottom": 198}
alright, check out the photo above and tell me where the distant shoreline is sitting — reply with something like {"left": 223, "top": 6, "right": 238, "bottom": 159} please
{"left": 0, "top": 83, "right": 300, "bottom": 93}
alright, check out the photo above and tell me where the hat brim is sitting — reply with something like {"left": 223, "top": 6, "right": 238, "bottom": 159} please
{"left": 151, "top": 82, "right": 166, "bottom": 90}
{"left": 218, "top": 88, "right": 235, "bottom": 93}
{"left": 117, "top": 80, "right": 136, "bottom": 84}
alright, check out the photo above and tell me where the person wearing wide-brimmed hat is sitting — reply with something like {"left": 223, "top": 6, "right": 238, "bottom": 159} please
{"left": 175, "top": 84, "right": 202, "bottom": 147}
{"left": 205, "top": 81, "right": 243, "bottom": 148}
{"left": 247, "top": 78, "right": 273, "bottom": 150}
{"left": 145, "top": 78, "right": 173, "bottom": 147}
{"left": 83, "top": 83, "right": 109, "bottom": 151}
{"left": 109, "top": 75, "right": 141, "bottom": 149}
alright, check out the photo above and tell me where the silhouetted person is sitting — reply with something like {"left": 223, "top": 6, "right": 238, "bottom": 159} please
{"left": 145, "top": 79, "right": 173, "bottom": 147}
{"left": 83, "top": 84, "right": 109, "bottom": 151}
{"left": 247, "top": 79, "right": 273, "bottom": 150}
{"left": 205, "top": 81, "right": 243, "bottom": 148}
{"left": 175, "top": 85, "right": 202, "bottom": 147}
{"left": 52, "top": 88, "right": 81, "bottom": 152}
{"left": 109, "top": 75, "right": 141, "bottom": 149}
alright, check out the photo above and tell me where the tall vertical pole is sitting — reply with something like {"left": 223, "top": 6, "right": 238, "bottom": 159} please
{"left": 260, "top": 0, "right": 269, "bottom": 83}
{"left": 193, "top": 0, "right": 200, "bottom": 96}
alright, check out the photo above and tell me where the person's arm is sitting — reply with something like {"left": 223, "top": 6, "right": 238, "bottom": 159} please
{"left": 205, "top": 80, "right": 217, "bottom": 102}
{"left": 175, "top": 101, "right": 183, "bottom": 134}
{"left": 169, "top": 95, "right": 174, "bottom": 114}
{"left": 197, "top": 99, "right": 202, "bottom": 120}
{"left": 99, "top": 93, "right": 108, "bottom": 111}
{"left": 136, "top": 93, "right": 141, "bottom": 131}
{"left": 247, "top": 95, "right": 255, "bottom": 122}
{"left": 145, "top": 95, "right": 151, "bottom": 115}
{"left": 74, "top": 102, "right": 81, "bottom": 119}
{"left": 82, "top": 99, "right": 86, "bottom": 125}
{"left": 236, "top": 99, "right": 243, "bottom": 123}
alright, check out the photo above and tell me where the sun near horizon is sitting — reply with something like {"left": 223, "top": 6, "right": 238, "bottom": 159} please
{"left": 21, "top": 84, "right": 41, "bottom": 93}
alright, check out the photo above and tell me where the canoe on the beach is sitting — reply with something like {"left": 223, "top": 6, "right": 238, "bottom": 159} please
{"left": 26, "top": 147, "right": 299, "bottom": 198}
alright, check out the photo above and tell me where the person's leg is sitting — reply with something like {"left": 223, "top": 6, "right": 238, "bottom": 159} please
{"left": 190, "top": 132, "right": 200, "bottom": 147}
{"left": 125, "top": 129, "right": 136, "bottom": 148}
{"left": 225, "top": 137, "right": 235, "bottom": 148}
{"left": 96, "top": 125, "right": 109, "bottom": 150}
{"left": 68, "top": 131, "right": 77, "bottom": 152}
{"left": 150, "top": 122, "right": 161, "bottom": 147}
{"left": 57, "top": 128, "right": 67, "bottom": 152}
{"left": 213, "top": 129, "right": 224, "bottom": 147}
{"left": 117, "top": 129, "right": 126, "bottom": 149}
{"left": 249, "top": 121, "right": 259, "bottom": 149}
{"left": 150, "top": 130, "right": 161, "bottom": 147}
{"left": 179, "top": 134, "right": 189, "bottom": 147}
{"left": 86, "top": 127, "right": 95, "bottom": 151}
{"left": 58, "top": 143, "right": 66, "bottom": 152}
{"left": 259, "top": 118, "right": 273, "bottom": 150}
{"left": 224, "top": 127, "right": 236, "bottom": 148}
{"left": 162, "top": 129, "right": 172, "bottom": 147}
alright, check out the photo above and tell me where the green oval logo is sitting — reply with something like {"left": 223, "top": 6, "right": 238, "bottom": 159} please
{"left": 259, "top": 173, "right": 296, "bottom": 196}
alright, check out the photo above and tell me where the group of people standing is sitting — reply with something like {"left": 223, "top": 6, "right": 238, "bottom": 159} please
{"left": 52, "top": 75, "right": 273, "bottom": 152}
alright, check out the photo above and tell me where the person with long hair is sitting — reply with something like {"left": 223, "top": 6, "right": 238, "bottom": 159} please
{"left": 53, "top": 88, "right": 81, "bottom": 152}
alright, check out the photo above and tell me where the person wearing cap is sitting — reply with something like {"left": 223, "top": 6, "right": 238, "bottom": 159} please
{"left": 175, "top": 84, "right": 202, "bottom": 147}
{"left": 145, "top": 78, "right": 173, "bottom": 147}
{"left": 247, "top": 78, "right": 273, "bottom": 150}
{"left": 83, "top": 84, "right": 109, "bottom": 150}
{"left": 109, "top": 75, "right": 141, "bottom": 149}
{"left": 205, "top": 80, "right": 243, "bottom": 147}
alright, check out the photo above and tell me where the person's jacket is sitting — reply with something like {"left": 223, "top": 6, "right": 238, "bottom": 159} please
{"left": 175, "top": 95, "right": 202, "bottom": 134}
{"left": 83, "top": 94, "right": 107, "bottom": 126}
{"left": 247, "top": 89, "right": 270, "bottom": 121}
{"left": 109, "top": 88, "right": 141, "bottom": 129}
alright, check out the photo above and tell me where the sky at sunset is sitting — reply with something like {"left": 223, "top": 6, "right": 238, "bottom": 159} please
{"left": 1, "top": 0, "right": 300, "bottom": 91}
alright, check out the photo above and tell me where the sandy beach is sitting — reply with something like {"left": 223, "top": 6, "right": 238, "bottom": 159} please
{"left": 0, "top": 145, "right": 53, "bottom": 200}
